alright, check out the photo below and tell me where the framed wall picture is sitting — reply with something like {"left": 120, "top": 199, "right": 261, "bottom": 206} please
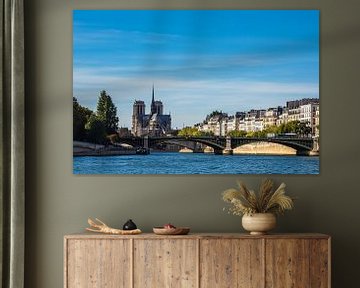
{"left": 73, "top": 10, "right": 319, "bottom": 175}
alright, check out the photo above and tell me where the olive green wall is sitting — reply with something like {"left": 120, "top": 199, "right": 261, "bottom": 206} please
{"left": 24, "top": 0, "right": 360, "bottom": 287}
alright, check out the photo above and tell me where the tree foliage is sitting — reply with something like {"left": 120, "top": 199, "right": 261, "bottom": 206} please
{"left": 245, "top": 131, "right": 264, "bottom": 137}
{"left": 73, "top": 97, "right": 93, "bottom": 141}
{"left": 96, "top": 90, "right": 119, "bottom": 134}
{"left": 276, "top": 120, "right": 311, "bottom": 136}
{"left": 178, "top": 127, "right": 213, "bottom": 137}
{"left": 73, "top": 93, "right": 120, "bottom": 144}
{"left": 85, "top": 114, "right": 107, "bottom": 144}
{"left": 227, "top": 130, "right": 247, "bottom": 137}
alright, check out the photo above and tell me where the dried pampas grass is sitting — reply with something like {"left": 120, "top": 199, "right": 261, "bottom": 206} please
{"left": 222, "top": 179, "right": 294, "bottom": 216}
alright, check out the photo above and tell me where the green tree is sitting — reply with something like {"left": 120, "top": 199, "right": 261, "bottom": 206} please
{"left": 227, "top": 130, "right": 247, "bottom": 137}
{"left": 277, "top": 121, "right": 298, "bottom": 134}
{"left": 246, "top": 130, "right": 266, "bottom": 138}
{"left": 178, "top": 127, "right": 212, "bottom": 137}
{"left": 274, "top": 121, "right": 312, "bottom": 136}
{"left": 96, "top": 90, "right": 119, "bottom": 134}
{"left": 73, "top": 97, "right": 93, "bottom": 141}
{"left": 202, "top": 131, "right": 214, "bottom": 136}
{"left": 263, "top": 125, "right": 278, "bottom": 134}
{"left": 85, "top": 114, "right": 107, "bottom": 144}
{"left": 297, "top": 121, "right": 312, "bottom": 136}
{"left": 178, "top": 127, "right": 201, "bottom": 137}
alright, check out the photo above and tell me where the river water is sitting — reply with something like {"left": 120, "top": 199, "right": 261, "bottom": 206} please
{"left": 73, "top": 152, "right": 319, "bottom": 175}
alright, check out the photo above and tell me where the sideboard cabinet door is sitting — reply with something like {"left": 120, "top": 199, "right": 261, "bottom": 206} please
{"left": 309, "top": 239, "right": 330, "bottom": 288}
{"left": 200, "top": 239, "right": 264, "bottom": 288}
{"left": 265, "top": 239, "right": 330, "bottom": 288}
{"left": 133, "top": 239, "right": 198, "bottom": 288}
{"left": 66, "top": 239, "right": 131, "bottom": 288}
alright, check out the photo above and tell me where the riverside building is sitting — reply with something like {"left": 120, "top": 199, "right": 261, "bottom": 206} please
{"left": 196, "top": 98, "right": 319, "bottom": 136}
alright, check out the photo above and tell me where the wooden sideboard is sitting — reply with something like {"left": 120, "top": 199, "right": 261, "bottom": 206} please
{"left": 64, "top": 233, "right": 330, "bottom": 288}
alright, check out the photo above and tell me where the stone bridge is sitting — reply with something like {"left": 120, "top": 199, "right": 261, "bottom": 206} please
{"left": 118, "top": 136, "right": 318, "bottom": 155}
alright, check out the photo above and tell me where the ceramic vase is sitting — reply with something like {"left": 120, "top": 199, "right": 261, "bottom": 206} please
{"left": 242, "top": 213, "right": 276, "bottom": 235}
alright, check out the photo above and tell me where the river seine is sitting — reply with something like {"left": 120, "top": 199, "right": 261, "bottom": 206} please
{"left": 73, "top": 152, "right": 319, "bottom": 174}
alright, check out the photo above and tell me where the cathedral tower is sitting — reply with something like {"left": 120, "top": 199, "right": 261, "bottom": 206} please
{"left": 150, "top": 85, "right": 164, "bottom": 115}
{"left": 132, "top": 100, "right": 145, "bottom": 136}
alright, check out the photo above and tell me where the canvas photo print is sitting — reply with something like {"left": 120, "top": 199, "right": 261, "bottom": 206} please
{"left": 73, "top": 10, "right": 319, "bottom": 175}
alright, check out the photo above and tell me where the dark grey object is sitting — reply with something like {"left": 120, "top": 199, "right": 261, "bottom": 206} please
{"left": 123, "top": 219, "right": 137, "bottom": 230}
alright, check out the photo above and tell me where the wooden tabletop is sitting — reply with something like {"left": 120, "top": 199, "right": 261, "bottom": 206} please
{"left": 65, "top": 232, "right": 330, "bottom": 240}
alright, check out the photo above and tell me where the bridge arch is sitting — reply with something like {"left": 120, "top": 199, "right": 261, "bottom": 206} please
{"left": 154, "top": 139, "right": 200, "bottom": 151}
{"left": 266, "top": 139, "right": 313, "bottom": 151}
{"left": 231, "top": 137, "right": 313, "bottom": 152}
{"left": 232, "top": 141, "right": 297, "bottom": 155}
{"left": 187, "top": 138, "right": 225, "bottom": 150}
{"left": 150, "top": 137, "right": 225, "bottom": 151}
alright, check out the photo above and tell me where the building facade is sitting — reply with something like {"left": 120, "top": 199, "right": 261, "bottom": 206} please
{"left": 300, "top": 103, "right": 319, "bottom": 135}
{"left": 196, "top": 98, "right": 319, "bottom": 136}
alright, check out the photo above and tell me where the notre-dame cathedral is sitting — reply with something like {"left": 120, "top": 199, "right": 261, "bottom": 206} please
{"left": 131, "top": 86, "right": 172, "bottom": 136}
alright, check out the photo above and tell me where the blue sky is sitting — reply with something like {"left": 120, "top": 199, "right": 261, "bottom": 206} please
{"left": 73, "top": 10, "right": 319, "bottom": 129}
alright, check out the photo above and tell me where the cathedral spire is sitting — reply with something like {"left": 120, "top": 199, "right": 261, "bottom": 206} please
{"left": 152, "top": 84, "right": 155, "bottom": 104}
{"left": 151, "top": 84, "right": 156, "bottom": 115}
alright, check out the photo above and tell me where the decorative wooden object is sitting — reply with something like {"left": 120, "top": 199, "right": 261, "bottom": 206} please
{"left": 86, "top": 218, "right": 142, "bottom": 235}
{"left": 152, "top": 227, "right": 190, "bottom": 235}
{"left": 64, "top": 233, "right": 331, "bottom": 288}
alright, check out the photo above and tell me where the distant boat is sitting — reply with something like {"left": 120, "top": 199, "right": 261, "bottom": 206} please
{"left": 136, "top": 147, "right": 150, "bottom": 155}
